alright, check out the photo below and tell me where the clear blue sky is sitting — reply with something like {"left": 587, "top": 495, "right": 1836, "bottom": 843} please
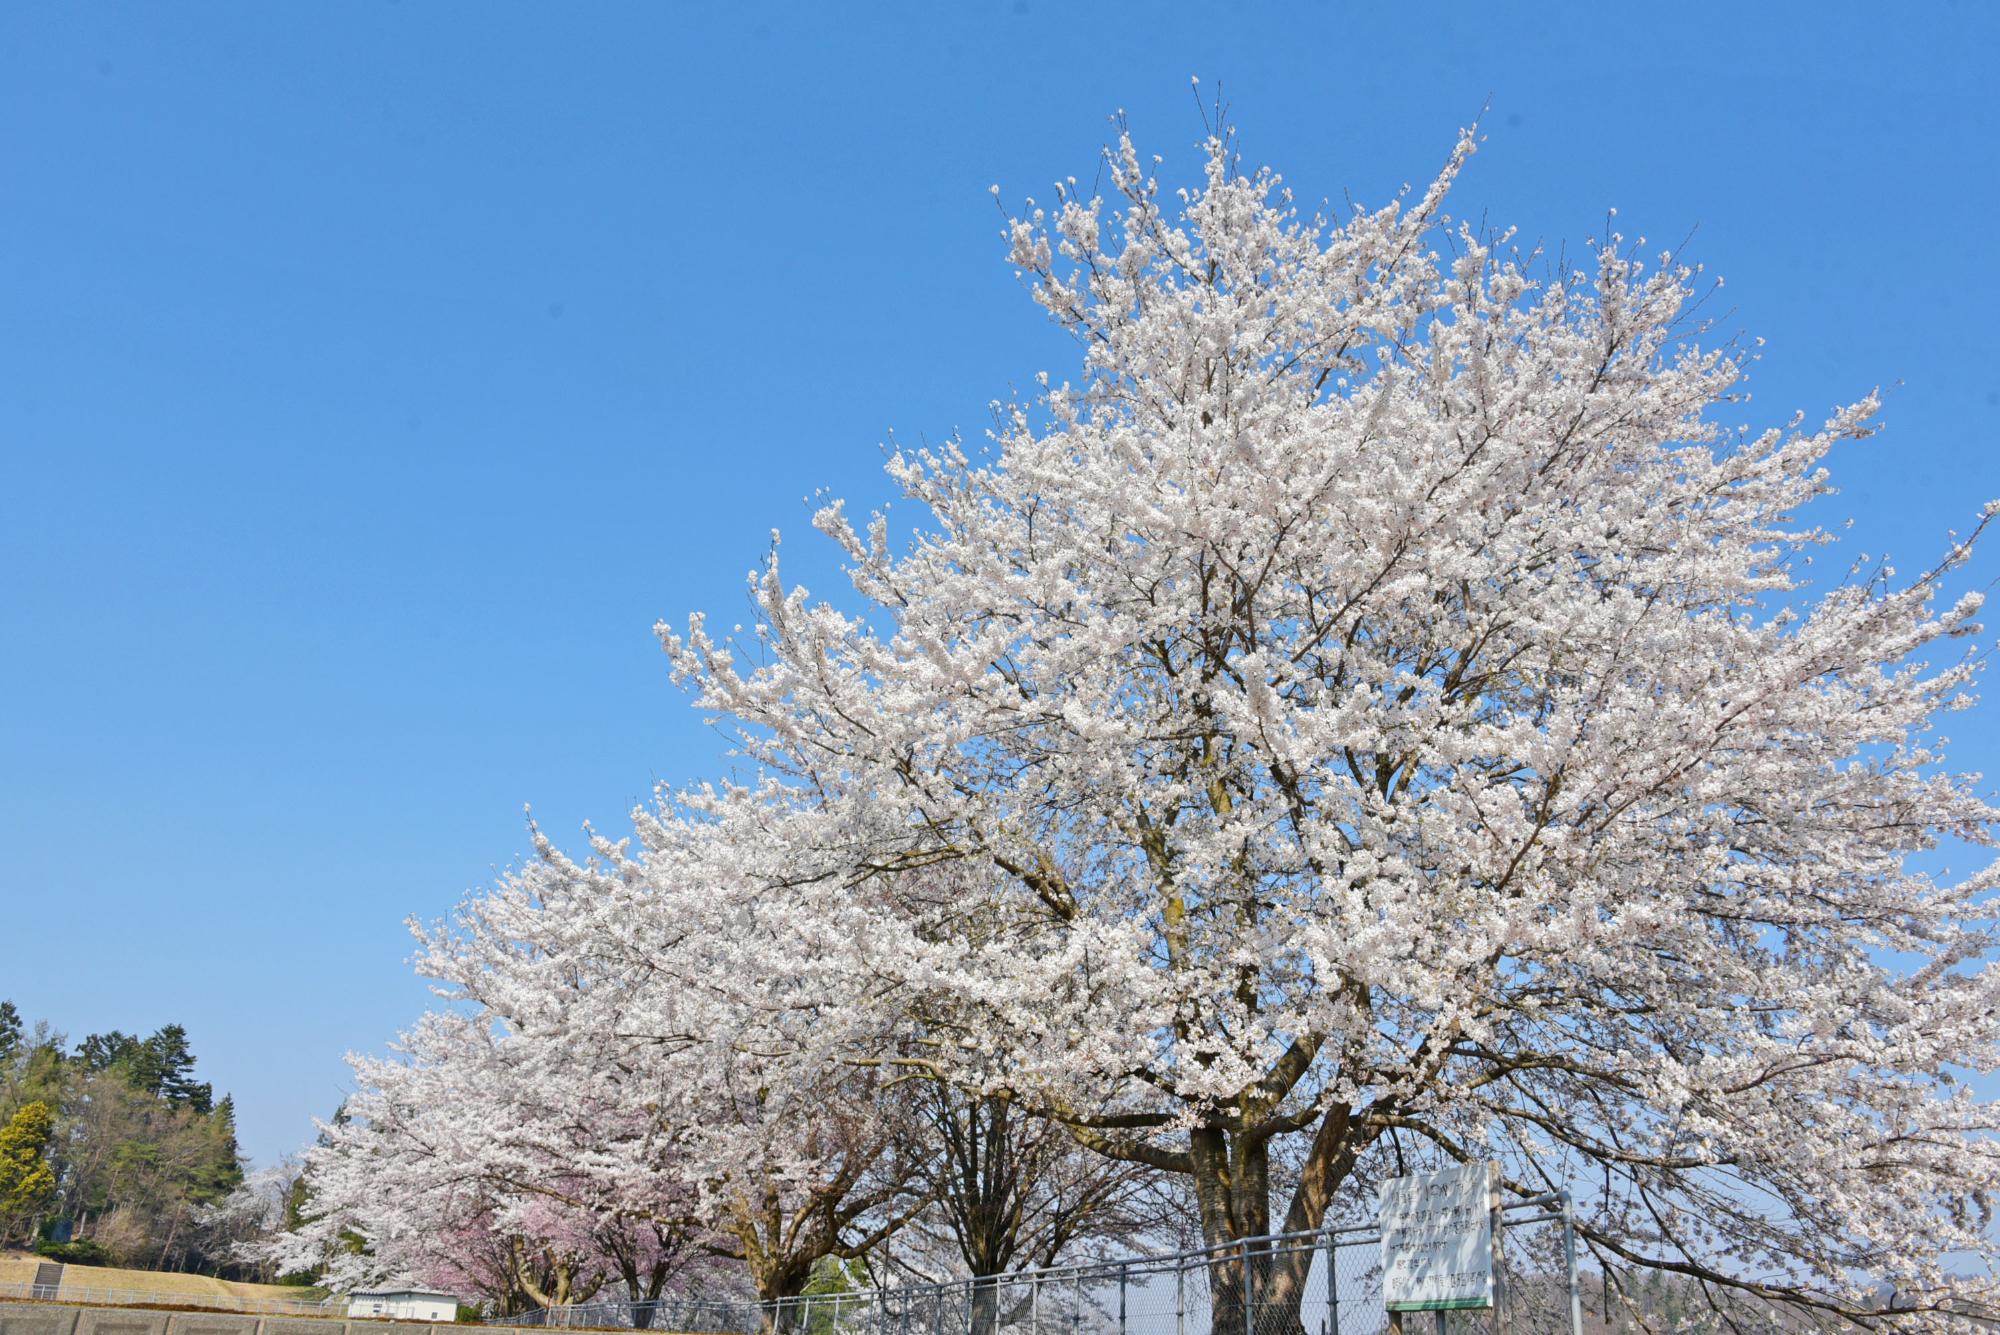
{"left": 2, "top": 1, "right": 1997, "bottom": 1168}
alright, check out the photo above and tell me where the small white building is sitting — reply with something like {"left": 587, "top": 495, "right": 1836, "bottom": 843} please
{"left": 347, "top": 1289, "right": 461, "bottom": 1322}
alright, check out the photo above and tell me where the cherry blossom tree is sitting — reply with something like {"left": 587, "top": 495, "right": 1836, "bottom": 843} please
{"left": 414, "top": 796, "right": 1187, "bottom": 1332}
{"left": 646, "top": 119, "right": 2000, "bottom": 1329}
{"left": 197, "top": 1159, "right": 305, "bottom": 1283}
{"left": 258, "top": 1012, "right": 713, "bottom": 1316}
{"left": 409, "top": 808, "right": 930, "bottom": 1322}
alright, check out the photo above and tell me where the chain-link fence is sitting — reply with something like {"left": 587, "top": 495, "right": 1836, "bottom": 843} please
{"left": 495, "top": 1197, "right": 1583, "bottom": 1335}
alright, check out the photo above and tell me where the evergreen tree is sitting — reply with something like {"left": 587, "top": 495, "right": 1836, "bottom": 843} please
{"left": 140, "top": 1025, "right": 214, "bottom": 1114}
{"left": 0, "top": 1100, "right": 57, "bottom": 1245}
{"left": 204, "top": 1096, "right": 245, "bottom": 1198}
{"left": 0, "top": 1001, "right": 21, "bottom": 1063}
{"left": 76, "top": 1030, "right": 141, "bottom": 1073}
{"left": 76, "top": 1025, "right": 215, "bottom": 1113}
{"left": 1, "top": 1020, "right": 65, "bottom": 1132}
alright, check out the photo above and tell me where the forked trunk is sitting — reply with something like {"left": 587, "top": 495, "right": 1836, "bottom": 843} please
{"left": 1188, "top": 1107, "right": 1368, "bottom": 1335}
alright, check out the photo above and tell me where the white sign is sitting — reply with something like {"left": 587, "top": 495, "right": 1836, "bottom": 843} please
{"left": 1378, "top": 1162, "right": 1498, "bottom": 1312}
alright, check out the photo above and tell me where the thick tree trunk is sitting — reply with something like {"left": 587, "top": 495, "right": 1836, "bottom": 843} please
{"left": 968, "top": 1276, "right": 1001, "bottom": 1335}
{"left": 747, "top": 1254, "right": 813, "bottom": 1335}
{"left": 1246, "top": 1242, "right": 1315, "bottom": 1335}
{"left": 1185, "top": 1105, "right": 1370, "bottom": 1335}
{"left": 1203, "top": 1240, "right": 1314, "bottom": 1335}
{"left": 617, "top": 1254, "right": 671, "bottom": 1329}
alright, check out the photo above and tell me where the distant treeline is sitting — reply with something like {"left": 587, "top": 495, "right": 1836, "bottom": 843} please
{"left": 0, "top": 1000, "right": 246, "bottom": 1275}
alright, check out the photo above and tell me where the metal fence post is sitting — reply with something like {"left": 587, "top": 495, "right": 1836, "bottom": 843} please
{"left": 1175, "top": 1253, "right": 1185, "bottom": 1335}
{"left": 1561, "top": 1192, "right": 1583, "bottom": 1335}
{"left": 1324, "top": 1230, "right": 1338, "bottom": 1335}
{"left": 1118, "top": 1265, "right": 1127, "bottom": 1335}
{"left": 1241, "top": 1239, "right": 1254, "bottom": 1335}
{"left": 1488, "top": 1185, "right": 1505, "bottom": 1334}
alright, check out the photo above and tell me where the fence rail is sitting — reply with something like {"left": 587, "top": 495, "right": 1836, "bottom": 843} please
{"left": 493, "top": 1199, "right": 1582, "bottom": 1335}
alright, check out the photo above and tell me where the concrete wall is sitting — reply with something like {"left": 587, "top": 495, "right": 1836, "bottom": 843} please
{"left": 0, "top": 1303, "right": 474, "bottom": 1335}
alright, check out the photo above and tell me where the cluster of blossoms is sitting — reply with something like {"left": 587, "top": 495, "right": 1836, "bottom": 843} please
{"left": 274, "top": 122, "right": 2000, "bottom": 1330}
{"left": 259, "top": 1011, "right": 722, "bottom": 1315}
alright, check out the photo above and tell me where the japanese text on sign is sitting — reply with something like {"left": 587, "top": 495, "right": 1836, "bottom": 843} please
{"left": 1378, "top": 1162, "right": 1497, "bottom": 1312}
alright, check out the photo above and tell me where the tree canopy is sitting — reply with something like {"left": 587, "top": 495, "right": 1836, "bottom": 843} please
{"left": 273, "top": 120, "right": 2000, "bottom": 1331}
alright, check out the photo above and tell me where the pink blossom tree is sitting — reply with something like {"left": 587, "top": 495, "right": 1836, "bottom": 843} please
{"left": 411, "top": 808, "right": 928, "bottom": 1321}
{"left": 257, "top": 1012, "right": 712, "bottom": 1316}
